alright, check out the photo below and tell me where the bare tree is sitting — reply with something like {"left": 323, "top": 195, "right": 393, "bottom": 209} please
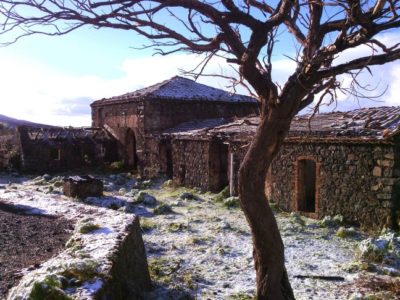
{"left": 1, "top": 1, "right": 399, "bottom": 299}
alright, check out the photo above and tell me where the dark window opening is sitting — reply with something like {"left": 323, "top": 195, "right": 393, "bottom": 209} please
{"left": 50, "top": 148, "right": 61, "bottom": 160}
{"left": 297, "top": 159, "right": 316, "bottom": 213}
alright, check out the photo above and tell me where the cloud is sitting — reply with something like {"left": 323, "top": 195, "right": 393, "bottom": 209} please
{"left": 53, "top": 97, "right": 93, "bottom": 116}
{"left": 0, "top": 44, "right": 399, "bottom": 127}
{"left": 0, "top": 52, "right": 245, "bottom": 126}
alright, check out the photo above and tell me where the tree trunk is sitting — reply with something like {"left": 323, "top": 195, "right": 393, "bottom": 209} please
{"left": 238, "top": 106, "right": 297, "bottom": 300}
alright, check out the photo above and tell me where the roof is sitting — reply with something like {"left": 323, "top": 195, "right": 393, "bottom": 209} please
{"left": 18, "top": 126, "right": 115, "bottom": 144}
{"left": 91, "top": 76, "right": 257, "bottom": 106}
{"left": 162, "top": 118, "right": 229, "bottom": 135}
{"left": 165, "top": 106, "right": 400, "bottom": 143}
{"left": 288, "top": 106, "right": 400, "bottom": 139}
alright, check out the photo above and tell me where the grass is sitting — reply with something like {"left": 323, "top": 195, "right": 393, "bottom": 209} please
{"left": 153, "top": 203, "right": 173, "bottom": 215}
{"left": 153, "top": 186, "right": 199, "bottom": 200}
{"left": 187, "top": 235, "right": 213, "bottom": 245}
{"left": 228, "top": 292, "right": 255, "bottom": 299}
{"left": 148, "top": 257, "right": 182, "bottom": 284}
{"left": 61, "top": 259, "right": 99, "bottom": 281}
{"left": 140, "top": 218, "right": 157, "bottom": 232}
{"left": 78, "top": 222, "right": 101, "bottom": 234}
{"left": 213, "top": 186, "right": 230, "bottom": 203}
{"left": 167, "top": 222, "right": 188, "bottom": 232}
{"left": 30, "top": 276, "right": 72, "bottom": 300}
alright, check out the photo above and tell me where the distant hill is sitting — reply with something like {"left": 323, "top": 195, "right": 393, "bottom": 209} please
{"left": 0, "top": 114, "right": 51, "bottom": 128}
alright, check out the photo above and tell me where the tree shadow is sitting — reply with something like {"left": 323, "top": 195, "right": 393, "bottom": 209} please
{"left": 82, "top": 195, "right": 154, "bottom": 217}
{"left": 0, "top": 201, "right": 52, "bottom": 218}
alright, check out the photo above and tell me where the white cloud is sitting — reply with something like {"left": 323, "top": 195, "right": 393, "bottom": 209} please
{"left": 0, "top": 53, "right": 237, "bottom": 126}
{"left": 0, "top": 45, "right": 399, "bottom": 127}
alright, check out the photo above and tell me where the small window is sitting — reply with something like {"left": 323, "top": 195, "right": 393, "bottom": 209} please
{"left": 50, "top": 148, "right": 61, "bottom": 160}
{"left": 297, "top": 159, "right": 317, "bottom": 213}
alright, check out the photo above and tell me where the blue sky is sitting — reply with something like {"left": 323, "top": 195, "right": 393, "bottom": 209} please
{"left": 0, "top": 23, "right": 399, "bottom": 126}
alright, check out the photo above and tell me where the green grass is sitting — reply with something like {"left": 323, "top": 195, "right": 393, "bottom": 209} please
{"left": 140, "top": 219, "right": 157, "bottom": 232}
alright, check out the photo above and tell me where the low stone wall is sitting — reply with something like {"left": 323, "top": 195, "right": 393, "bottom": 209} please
{"left": 98, "top": 217, "right": 152, "bottom": 299}
{"left": 1, "top": 191, "right": 151, "bottom": 299}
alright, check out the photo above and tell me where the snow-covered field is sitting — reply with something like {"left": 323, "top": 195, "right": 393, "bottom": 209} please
{"left": 1, "top": 172, "right": 399, "bottom": 300}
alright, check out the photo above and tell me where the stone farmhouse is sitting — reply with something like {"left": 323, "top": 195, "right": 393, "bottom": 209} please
{"left": 1, "top": 76, "right": 398, "bottom": 229}
{"left": 160, "top": 107, "right": 400, "bottom": 229}
{"left": 90, "top": 76, "right": 259, "bottom": 181}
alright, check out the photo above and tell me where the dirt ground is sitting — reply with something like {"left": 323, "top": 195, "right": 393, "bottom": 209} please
{"left": 0, "top": 201, "right": 74, "bottom": 298}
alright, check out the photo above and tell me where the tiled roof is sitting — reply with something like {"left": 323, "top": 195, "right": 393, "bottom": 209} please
{"left": 91, "top": 76, "right": 257, "bottom": 105}
{"left": 161, "top": 118, "right": 229, "bottom": 135}
{"left": 288, "top": 106, "right": 400, "bottom": 138}
{"left": 167, "top": 106, "right": 400, "bottom": 142}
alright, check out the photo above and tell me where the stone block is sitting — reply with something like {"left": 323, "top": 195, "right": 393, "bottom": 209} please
{"left": 377, "top": 193, "right": 392, "bottom": 200}
{"left": 63, "top": 175, "right": 103, "bottom": 198}
{"left": 372, "top": 166, "right": 382, "bottom": 177}
{"left": 347, "top": 154, "right": 355, "bottom": 160}
{"left": 371, "top": 183, "right": 381, "bottom": 192}
{"left": 381, "top": 160, "right": 394, "bottom": 167}
{"left": 383, "top": 167, "right": 393, "bottom": 177}
{"left": 384, "top": 153, "right": 395, "bottom": 160}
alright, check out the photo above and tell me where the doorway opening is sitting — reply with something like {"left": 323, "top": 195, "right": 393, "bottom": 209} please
{"left": 159, "top": 140, "right": 173, "bottom": 179}
{"left": 297, "top": 159, "right": 317, "bottom": 213}
{"left": 125, "top": 129, "right": 138, "bottom": 170}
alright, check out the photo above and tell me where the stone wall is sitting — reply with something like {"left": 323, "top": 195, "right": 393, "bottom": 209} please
{"left": 92, "top": 101, "right": 145, "bottom": 169}
{"left": 18, "top": 128, "right": 118, "bottom": 173}
{"left": 226, "top": 140, "right": 399, "bottom": 229}
{"left": 97, "top": 217, "right": 152, "bottom": 299}
{"left": 268, "top": 141, "right": 398, "bottom": 229}
{"left": 5, "top": 194, "right": 151, "bottom": 300}
{"left": 92, "top": 99, "right": 257, "bottom": 173}
{"left": 91, "top": 101, "right": 141, "bottom": 129}
{"left": 142, "top": 136, "right": 166, "bottom": 178}
{"left": 0, "top": 126, "right": 20, "bottom": 170}
{"left": 144, "top": 99, "right": 258, "bottom": 133}
{"left": 171, "top": 138, "right": 212, "bottom": 191}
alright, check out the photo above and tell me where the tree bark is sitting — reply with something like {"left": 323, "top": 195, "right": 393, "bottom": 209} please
{"left": 238, "top": 104, "right": 298, "bottom": 300}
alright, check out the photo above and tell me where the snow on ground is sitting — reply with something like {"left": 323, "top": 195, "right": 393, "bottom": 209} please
{"left": 0, "top": 174, "right": 137, "bottom": 299}
{"left": 0, "top": 172, "right": 399, "bottom": 300}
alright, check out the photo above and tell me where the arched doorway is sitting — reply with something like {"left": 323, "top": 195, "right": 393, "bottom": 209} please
{"left": 125, "top": 129, "right": 138, "bottom": 170}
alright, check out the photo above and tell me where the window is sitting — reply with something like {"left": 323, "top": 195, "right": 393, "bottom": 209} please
{"left": 297, "top": 158, "right": 317, "bottom": 213}
{"left": 50, "top": 148, "right": 61, "bottom": 160}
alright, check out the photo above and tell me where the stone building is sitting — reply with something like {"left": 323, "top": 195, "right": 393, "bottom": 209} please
{"left": 2, "top": 76, "right": 398, "bottom": 229}
{"left": 16, "top": 126, "right": 118, "bottom": 173}
{"left": 90, "top": 76, "right": 259, "bottom": 173}
{"left": 157, "top": 107, "right": 400, "bottom": 229}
